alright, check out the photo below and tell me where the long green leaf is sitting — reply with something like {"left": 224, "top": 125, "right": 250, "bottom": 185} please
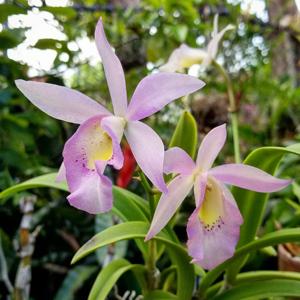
{"left": 207, "top": 271, "right": 300, "bottom": 298}
{"left": 0, "top": 173, "right": 68, "bottom": 201}
{"left": 198, "top": 228, "right": 300, "bottom": 297}
{"left": 54, "top": 266, "right": 97, "bottom": 300}
{"left": 0, "top": 173, "right": 150, "bottom": 258}
{"left": 72, "top": 221, "right": 195, "bottom": 300}
{"left": 88, "top": 259, "right": 146, "bottom": 300}
{"left": 143, "top": 290, "right": 177, "bottom": 299}
{"left": 211, "top": 279, "right": 300, "bottom": 300}
{"left": 169, "top": 110, "right": 198, "bottom": 159}
{"left": 227, "top": 144, "right": 300, "bottom": 282}
{"left": 0, "top": 173, "right": 149, "bottom": 222}
{"left": 234, "top": 144, "right": 300, "bottom": 245}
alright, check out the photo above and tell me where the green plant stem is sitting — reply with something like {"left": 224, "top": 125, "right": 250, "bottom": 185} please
{"left": 213, "top": 60, "right": 241, "bottom": 163}
{"left": 138, "top": 171, "right": 159, "bottom": 290}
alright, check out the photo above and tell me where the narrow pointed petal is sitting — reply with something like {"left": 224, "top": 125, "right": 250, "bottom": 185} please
{"left": 101, "top": 116, "right": 126, "bottom": 169}
{"left": 15, "top": 80, "right": 110, "bottom": 124}
{"left": 209, "top": 164, "right": 292, "bottom": 193}
{"left": 125, "top": 121, "right": 167, "bottom": 192}
{"left": 164, "top": 147, "right": 196, "bottom": 175}
{"left": 146, "top": 175, "right": 194, "bottom": 240}
{"left": 196, "top": 124, "right": 227, "bottom": 171}
{"left": 95, "top": 18, "right": 127, "bottom": 116}
{"left": 212, "top": 14, "right": 219, "bottom": 37}
{"left": 56, "top": 163, "right": 66, "bottom": 182}
{"left": 126, "top": 73, "right": 205, "bottom": 121}
{"left": 187, "top": 178, "right": 243, "bottom": 270}
{"left": 203, "top": 22, "right": 235, "bottom": 66}
{"left": 63, "top": 116, "right": 116, "bottom": 213}
{"left": 193, "top": 174, "right": 207, "bottom": 206}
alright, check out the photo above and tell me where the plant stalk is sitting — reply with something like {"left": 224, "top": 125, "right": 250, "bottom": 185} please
{"left": 138, "top": 171, "right": 159, "bottom": 290}
{"left": 213, "top": 60, "right": 241, "bottom": 163}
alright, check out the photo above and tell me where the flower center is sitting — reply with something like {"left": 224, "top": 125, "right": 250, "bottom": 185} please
{"left": 198, "top": 177, "right": 224, "bottom": 231}
{"left": 85, "top": 125, "right": 113, "bottom": 170}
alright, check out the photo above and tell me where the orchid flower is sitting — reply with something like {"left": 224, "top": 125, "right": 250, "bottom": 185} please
{"left": 15, "top": 18, "right": 205, "bottom": 214}
{"left": 146, "top": 124, "right": 291, "bottom": 269}
{"left": 160, "top": 15, "right": 235, "bottom": 72}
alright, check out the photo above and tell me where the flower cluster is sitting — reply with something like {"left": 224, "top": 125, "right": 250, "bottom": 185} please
{"left": 16, "top": 18, "right": 291, "bottom": 269}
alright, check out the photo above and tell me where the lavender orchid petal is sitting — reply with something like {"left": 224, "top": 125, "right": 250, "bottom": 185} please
{"left": 146, "top": 175, "right": 194, "bottom": 241}
{"left": 126, "top": 73, "right": 205, "bottom": 121}
{"left": 95, "top": 18, "right": 127, "bottom": 116}
{"left": 125, "top": 121, "right": 167, "bottom": 192}
{"left": 164, "top": 147, "right": 196, "bottom": 175}
{"left": 187, "top": 178, "right": 243, "bottom": 270}
{"left": 209, "top": 164, "right": 292, "bottom": 193}
{"left": 67, "top": 165, "right": 113, "bottom": 214}
{"left": 196, "top": 124, "right": 227, "bottom": 170}
{"left": 15, "top": 80, "right": 111, "bottom": 124}
{"left": 63, "top": 115, "right": 115, "bottom": 213}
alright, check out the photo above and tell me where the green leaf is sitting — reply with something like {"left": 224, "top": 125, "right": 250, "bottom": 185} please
{"left": 169, "top": 111, "right": 198, "bottom": 159}
{"left": 235, "top": 144, "right": 300, "bottom": 244}
{"left": 143, "top": 290, "right": 177, "bottom": 299}
{"left": 88, "top": 259, "right": 146, "bottom": 300}
{"left": 0, "top": 173, "right": 68, "bottom": 201}
{"left": 54, "top": 266, "right": 97, "bottom": 300}
{"left": 42, "top": 7, "right": 76, "bottom": 20}
{"left": 227, "top": 144, "right": 300, "bottom": 282}
{"left": 34, "top": 38, "right": 61, "bottom": 50}
{"left": 207, "top": 271, "right": 300, "bottom": 298}
{"left": 0, "top": 173, "right": 149, "bottom": 222}
{"left": 0, "top": 173, "right": 150, "bottom": 259}
{"left": 0, "top": 4, "right": 26, "bottom": 23}
{"left": 0, "top": 30, "right": 20, "bottom": 50}
{"left": 198, "top": 228, "right": 300, "bottom": 297}
{"left": 211, "top": 279, "right": 300, "bottom": 300}
{"left": 72, "top": 221, "right": 195, "bottom": 300}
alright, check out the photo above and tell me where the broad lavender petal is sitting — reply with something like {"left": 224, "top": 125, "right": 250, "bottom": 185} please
{"left": 164, "top": 147, "right": 196, "bottom": 175}
{"left": 15, "top": 80, "right": 110, "bottom": 124}
{"left": 126, "top": 73, "right": 205, "bottom": 121}
{"left": 67, "top": 163, "right": 113, "bottom": 214}
{"left": 95, "top": 18, "right": 128, "bottom": 116}
{"left": 63, "top": 115, "right": 115, "bottom": 213}
{"left": 125, "top": 121, "right": 167, "bottom": 192}
{"left": 209, "top": 164, "right": 292, "bottom": 193}
{"left": 187, "top": 177, "right": 243, "bottom": 270}
{"left": 196, "top": 124, "right": 227, "bottom": 171}
{"left": 146, "top": 175, "right": 194, "bottom": 240}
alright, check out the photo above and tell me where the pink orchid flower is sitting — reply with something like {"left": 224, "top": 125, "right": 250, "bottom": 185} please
{"left": 15, "top": 18, "right": 205, "bottom": 214}
{"left": 146, "top": 124, "right": 291, "bottom": 269}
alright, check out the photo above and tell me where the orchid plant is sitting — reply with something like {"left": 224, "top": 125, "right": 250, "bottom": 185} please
{"left": 2, "top": 16, "right": 300, "bottom": 300}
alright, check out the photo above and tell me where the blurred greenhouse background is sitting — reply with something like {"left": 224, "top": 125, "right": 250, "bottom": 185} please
{"left": 1, "top": 0, "right": 300, "bottom": 299}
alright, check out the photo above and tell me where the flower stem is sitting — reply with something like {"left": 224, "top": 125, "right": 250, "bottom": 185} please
{"left": 138, "top": 171, "right": 159, "bottom": 289}
{"left": 213, "top": 61, "right": 241, "bottom": 163}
